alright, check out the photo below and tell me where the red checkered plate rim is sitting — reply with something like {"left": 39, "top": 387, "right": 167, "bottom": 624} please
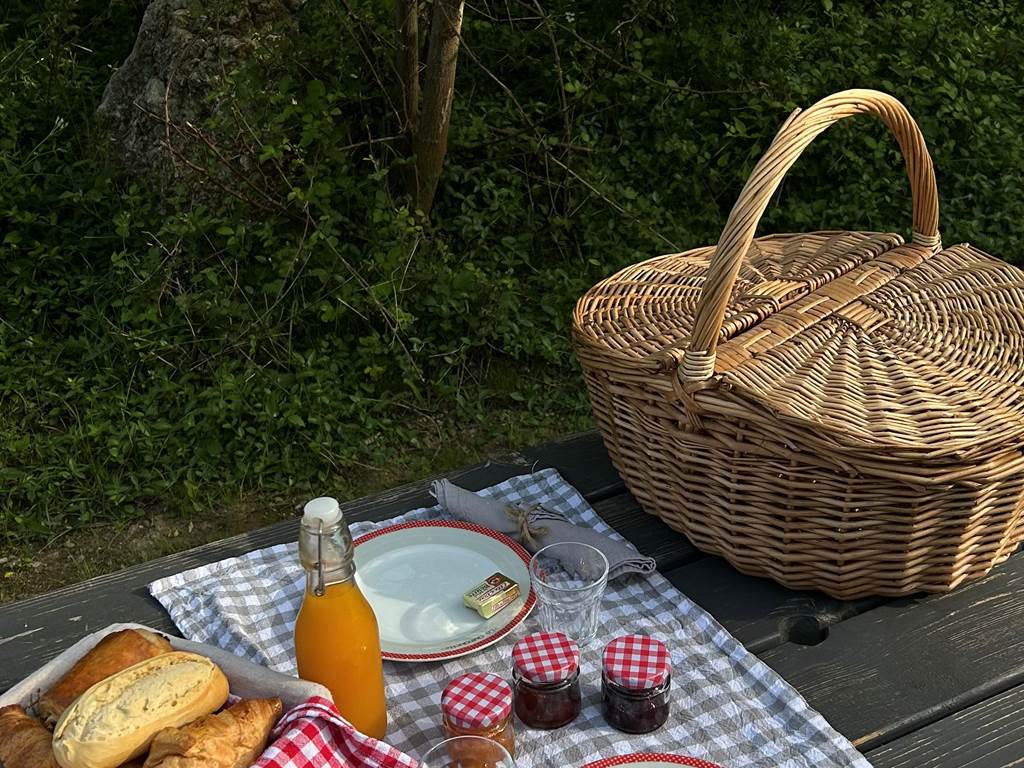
{"left": 581, "top": 755, "right": 723, "bottom": 768}
{"left": 353, "top": 520, "right": 536, "bottom": 662}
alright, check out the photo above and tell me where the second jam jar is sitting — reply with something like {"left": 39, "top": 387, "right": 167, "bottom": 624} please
{"left": 601, "top": 633, "right": 672, "bottom": 734}
{"left": 511, "top": 631, "right": 582, "bottom": 729}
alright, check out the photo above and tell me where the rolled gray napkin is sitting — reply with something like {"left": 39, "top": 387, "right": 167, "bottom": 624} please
{"left": 431, "top": 479, "right": 657, "bottom": 581}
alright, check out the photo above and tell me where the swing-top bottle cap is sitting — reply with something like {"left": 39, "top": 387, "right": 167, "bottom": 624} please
{"left": 302, "top": 496, "right": 343, "bottom": 529}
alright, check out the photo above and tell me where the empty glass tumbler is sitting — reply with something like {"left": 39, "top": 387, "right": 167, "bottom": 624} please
{"left": 421, "top": 736, "right": 517, "bottom": 768}
{"left": 528, "top": 542, "right": 609, "bottom": 643}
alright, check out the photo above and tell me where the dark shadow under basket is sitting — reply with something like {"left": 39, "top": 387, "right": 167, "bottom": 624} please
{"left": 573, "top": 89, "right": 1024, "bottom": 600}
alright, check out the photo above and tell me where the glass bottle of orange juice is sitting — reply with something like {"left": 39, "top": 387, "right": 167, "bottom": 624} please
{"left": 294, "top": 497, "right": 388, "bottom": 739}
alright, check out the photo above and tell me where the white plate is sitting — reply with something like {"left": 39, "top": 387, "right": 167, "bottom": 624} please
{"left": 580, "top": 756, "right": 723, "bottom": 768}
{"left": 354, "top": 520, "right": 535, "bottom": 662}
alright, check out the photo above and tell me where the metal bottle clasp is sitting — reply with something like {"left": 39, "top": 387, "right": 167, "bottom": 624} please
{"left": 315, "top": 519, "right": 326, "bottom": 596}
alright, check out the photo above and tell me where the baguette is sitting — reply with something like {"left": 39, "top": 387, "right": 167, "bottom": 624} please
{"left": 0, "top": 704, "right": 60, "bottom": 768}
{"left": 51, "top": 652, "right": 229, "bottom": 768}
{"left": 37, "top": 629, "right": 173, "bottom": 725}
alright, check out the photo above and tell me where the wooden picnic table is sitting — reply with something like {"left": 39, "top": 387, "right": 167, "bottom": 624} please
{"left": 1, "top": 430, "right": 1022, "bottom": 766}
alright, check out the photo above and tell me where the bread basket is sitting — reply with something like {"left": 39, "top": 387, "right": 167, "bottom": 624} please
{"left": 0, "top": 622, "right": 330, "bottom": 765}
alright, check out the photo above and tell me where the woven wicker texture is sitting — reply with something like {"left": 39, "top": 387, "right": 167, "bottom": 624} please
{"left": 573, "top": 89, "right": 1024, "bottom": 599}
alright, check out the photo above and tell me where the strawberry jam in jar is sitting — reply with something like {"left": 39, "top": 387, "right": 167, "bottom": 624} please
{"left": 442, "top": 672, "right": 516, "bottom": 757}
{"left": 601, "top": 633, "right": 672, "bottom": 734}
{"left": 511, "top": 632, "right": 582, "bottom": 729}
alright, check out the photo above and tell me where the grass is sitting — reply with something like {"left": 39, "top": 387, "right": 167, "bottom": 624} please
{"left": 0, "top": 376, "right": 593, "bottom": 604}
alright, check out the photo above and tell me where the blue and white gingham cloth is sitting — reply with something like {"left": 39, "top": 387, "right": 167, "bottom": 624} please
{"left": 150, "top": 468, "right": 870, "bottom": 767}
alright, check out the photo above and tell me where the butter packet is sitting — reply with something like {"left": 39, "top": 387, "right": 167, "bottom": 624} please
{"left": 463, "top": 572, "right": 520, "bottom": 619}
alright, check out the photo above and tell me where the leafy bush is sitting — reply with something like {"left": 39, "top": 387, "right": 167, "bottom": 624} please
{"left": 2, "top": 0, "right": 1023, "bottom": 541}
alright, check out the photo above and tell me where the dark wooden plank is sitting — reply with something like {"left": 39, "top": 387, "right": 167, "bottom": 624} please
{"left": 528, "top": 431, "right": 622, "bottom": 501}
{"left": 0, "top": 430, "right": 621, "bottom": 691}
{"left": 593, "top": 490, "right": 883, "bottom": 655}
{"left": 866, "top": 683, "right": 1024, "bottom": 768}
{"left": 758, "top": 552, "right": 1024, "bottom": 751}
{"left": 591, "top": 492, "right": 701, "bottom": 572}
{"left": 664, "top": 557, "right": 884, "bottom": 654}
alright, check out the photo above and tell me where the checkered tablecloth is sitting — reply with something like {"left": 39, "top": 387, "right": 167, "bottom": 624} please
{"left": 150, "top": 468, "right": 871, "bottom": 768}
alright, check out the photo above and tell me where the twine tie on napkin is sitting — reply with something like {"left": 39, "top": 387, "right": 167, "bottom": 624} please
{"left": 433, "top": 479, "right": 656, "bottom": 580}
{"left": 504, "top": 503, "right": 548, "bottom": 549}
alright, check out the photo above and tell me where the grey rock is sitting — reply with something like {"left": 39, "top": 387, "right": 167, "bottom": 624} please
{"left": 98, "top": 0, "right": 301, "bottom": 180}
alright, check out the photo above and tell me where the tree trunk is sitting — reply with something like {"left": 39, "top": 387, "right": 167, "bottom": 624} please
{"left": 395, "top": 0, "right": 419, "bottom": 139}
{"left": 413, "top": 0, "right": 464, "bottom": 214}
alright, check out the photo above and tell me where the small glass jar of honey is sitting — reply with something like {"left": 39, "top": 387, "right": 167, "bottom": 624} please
{"left": 511, "top": 631, "right": 582, "bottom": 729}
{"left": 442, "top": 672, "right": 516, "bottom": 757}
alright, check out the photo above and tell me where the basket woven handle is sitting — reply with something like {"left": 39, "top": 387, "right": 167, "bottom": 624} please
{"left": 682, "top": 89, "right": 940, "bottom": 382}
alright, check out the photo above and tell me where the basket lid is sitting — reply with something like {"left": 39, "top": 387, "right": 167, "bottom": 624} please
{"left": 574, "top": 231, "right": 902, "bottom": 365}
{"left": 712, "top": 242, "right": 1024, "bottom": 464}
{"left": 575, "top": 235, "right": 1024, "bottom": 466}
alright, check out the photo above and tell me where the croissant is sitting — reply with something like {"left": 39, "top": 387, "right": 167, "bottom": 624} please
{"left": 142, "top": 698, "right": 284, "bottom": 768}
{"left": 0, "top": 704, "right": 60, "bottom": 768}
{"left": 37, "top": 629, "right": 173, "bottom": 725}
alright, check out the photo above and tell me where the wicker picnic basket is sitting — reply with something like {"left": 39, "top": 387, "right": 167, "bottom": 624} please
{"left": 573, "top": 89, "right": 1024, "bottom": 599}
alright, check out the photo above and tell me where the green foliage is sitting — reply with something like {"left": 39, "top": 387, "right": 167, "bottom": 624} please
{"left": 2, "top": 0, "right": 1023, "bottom": 541}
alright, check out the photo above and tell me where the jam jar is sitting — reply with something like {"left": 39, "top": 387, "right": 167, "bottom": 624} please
{"left": 512, "top": 631, "right": 582, "bottom": 729}
{"left": 601, "top": 633, "right": 672, "bottom": 733}
{"left": 442, "top": 672, "right": 516, "bottom": 756}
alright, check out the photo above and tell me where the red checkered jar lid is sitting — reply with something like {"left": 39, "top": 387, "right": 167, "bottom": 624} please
{"left": 602, "top": 633, "right": 671, "bottom": 691}
{"left": 442, "top": 672, "right": 513, "bottom": 730}
{"left": 512, "top": 631, "right": 580, "bottom": 684}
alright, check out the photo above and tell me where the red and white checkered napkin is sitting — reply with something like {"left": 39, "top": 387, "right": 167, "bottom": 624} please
{"left": 256, "top": 696, "right": 418, "bottom": 768}
{"left": 513, "top": 631, "right": 580, "bottom": 684}
{"left": 603, "top": 633, "right": 671, "bottom": 690}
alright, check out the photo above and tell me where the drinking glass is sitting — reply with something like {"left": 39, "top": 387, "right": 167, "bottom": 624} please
{"left": 529, "top": 542, "right": 609, "bottom": 643}
{"left": 420, "top": 736, "right": 517, "bottom": 768}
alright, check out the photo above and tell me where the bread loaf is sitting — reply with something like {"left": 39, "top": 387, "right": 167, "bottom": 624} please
{"left": 0, "top": 704, "right": 60, "bottom": 768}
{"left": 142, "top": 698, "right": 283, "bottom": 768}
{"left": 38, "top": 629, "right": 173, "bottom": 725}
{"left": 51, "top": 652, "right": 229, "bottom": 768}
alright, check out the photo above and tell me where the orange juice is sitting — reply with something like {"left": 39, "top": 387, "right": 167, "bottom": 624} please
{"left": 295, "top": 579, "right": 388, "bottom": 739}
{"left": 294, "top": 496, "right": 388, "bottom": 739}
